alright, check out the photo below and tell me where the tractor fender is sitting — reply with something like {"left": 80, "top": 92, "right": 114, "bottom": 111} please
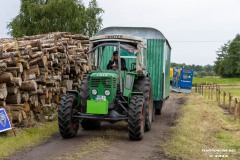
{"left": 66, "top": 90, "right": 81, "bottom": 109}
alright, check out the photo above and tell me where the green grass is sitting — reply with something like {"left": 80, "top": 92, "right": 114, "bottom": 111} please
{"left": 220, "top": 88, "right": 240, "bottom": 99}
{"left": 193, "top": 77, "right": 240, "bottom": 85}
{"left": 163, "top": 93, "right": 240, "bottom": 160}
{"left": 0, "top": 121, "right": 58, "bottom": 158}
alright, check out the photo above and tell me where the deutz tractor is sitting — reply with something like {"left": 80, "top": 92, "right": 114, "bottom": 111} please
{"left": 58, "top": 34, "right": 154, "bottom": 141}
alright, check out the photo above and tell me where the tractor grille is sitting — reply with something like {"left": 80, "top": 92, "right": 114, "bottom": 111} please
{"left": 102, "top": 77, "right": 111, "bottom": 88}
{"left": 91, "top": 78, "right": 101, "bottom": 87}
{"left": 91, "top": 77, "right": 115, "bottom": 89}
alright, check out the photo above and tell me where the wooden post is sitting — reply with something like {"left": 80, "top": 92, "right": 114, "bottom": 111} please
{"left": 208, "top": 86, "right": 210, "bottom": 99}
{"left": 216, "top": 88, "right": 218, "bottom": 102}
{"left": 201, "top": 85, "right": 204, "bottom": 95}
{"left": 218, "top": 90, "right": 221, "bottom": 107}
{"left": 204, "top": 85, "right": 207, "bottom": 97}
{"left": 238, "top": 99, "right": 240, "bottom": 124}
{"left": 234, "top": 98, "right": 237, "bottom": 120}
{"left": 211, "top": 87, "right": 213, "bottom": 100}
{"left": 229, "top": 93, "right": 232, "bottom": 113}
{"left": 223, "top": 92, "right": 226, "bottom": 109}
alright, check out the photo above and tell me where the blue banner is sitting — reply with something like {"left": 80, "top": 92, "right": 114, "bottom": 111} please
{"left": 0, "top": 108, "right": 12, "bottom": 132}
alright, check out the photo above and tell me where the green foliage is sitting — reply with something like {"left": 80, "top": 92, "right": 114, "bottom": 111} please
{"left": 214, "top": 34, "right": 240, "bottom": 77}
{"left": 7, "top": 0, "right": 104, "bottom": 37}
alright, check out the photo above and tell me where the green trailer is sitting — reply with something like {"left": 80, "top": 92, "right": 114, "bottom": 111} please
{"left": 96, "top": 27, "right": 171, "bottom": 114}
{"left": 58, "top": 27, "right": 171, "bottom": 141}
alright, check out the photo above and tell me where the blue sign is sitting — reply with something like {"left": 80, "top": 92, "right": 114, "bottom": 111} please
{"left": 0, "top": 108, "right": 12, "bottom": 132}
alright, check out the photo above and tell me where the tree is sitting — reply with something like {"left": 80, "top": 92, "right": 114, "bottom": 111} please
{"left": 85, "top": 0, "right": 104, "bottom": 36}
{"left": 214, "top": 34, "right": 240, "bottom": 77}
{"left": 7, "top": 0, "right": 104, "bottom": 37}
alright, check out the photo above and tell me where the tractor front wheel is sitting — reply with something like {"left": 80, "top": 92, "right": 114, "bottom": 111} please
{"left": 58, "top": 93, "right": 79, "bottom": 138}
{"left": 128, "top": 95, "right": 145, "bottom": 141}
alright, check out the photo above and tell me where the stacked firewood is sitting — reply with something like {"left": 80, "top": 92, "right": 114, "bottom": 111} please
{"left": 0, "top": 32, "right": 90, "bottom": 127}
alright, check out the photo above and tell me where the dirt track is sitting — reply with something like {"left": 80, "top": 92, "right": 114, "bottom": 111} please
{"left": 5, "top": 93, "right": 184, "bottom": 160}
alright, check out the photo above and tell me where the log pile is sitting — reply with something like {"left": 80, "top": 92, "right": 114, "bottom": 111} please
{"left": 0, "top": 32, "right": 90, "bottom": 127}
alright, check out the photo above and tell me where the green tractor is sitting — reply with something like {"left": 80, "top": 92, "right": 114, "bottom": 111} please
{"left": 58, "top": 27, "right": 171, "bottom": 141}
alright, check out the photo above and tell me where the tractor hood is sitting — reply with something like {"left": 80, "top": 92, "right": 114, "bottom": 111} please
{"left": 90, "top": 71, "right": 119, "bottom": 78}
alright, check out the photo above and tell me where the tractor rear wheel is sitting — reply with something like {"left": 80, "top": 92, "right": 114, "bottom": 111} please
{"left": 128, "top": 95, "right": 145, "bottom": 141}
{"left": 133, "top": 77, "right": 153, "bottom": 131}
{"left": 58, "top": 93, "right": 79, "bottom": 138}
{"left": 81, "top": 119, "right": 101, "bottom": 130}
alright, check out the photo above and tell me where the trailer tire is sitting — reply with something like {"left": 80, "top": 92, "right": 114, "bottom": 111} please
{"left": 133, "top": 77, "right": 153, "bottom": 131}
{"left": 155, "top": 100, "right": 165, "bottom": 115}
{"left": 128, "top": 95, "right": 145, "bottom": 141}
{"left": 81, "top": 119, "right": 101, "bottom": 130}
{"left": 58, "top": 93, "right": 79, "bottom": 138}
{"left": 80, "top": 75, "right": 90, "bottom": 113}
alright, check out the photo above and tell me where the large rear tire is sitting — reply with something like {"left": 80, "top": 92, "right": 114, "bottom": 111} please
{"left": 128, "top": 95, "right": 145, "bottom": 141}
{"left": 133, "top": 77, "right": 153, "bottom": 131}
{"left": 58, "top": 93, "right": 79, "bottom": 138}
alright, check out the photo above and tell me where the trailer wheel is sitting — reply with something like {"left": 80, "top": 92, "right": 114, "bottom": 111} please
{"left": 81, "top": 119, "right": 101, "bottom": 130}
{"left": 80, "top": 75, "right": 90, "bottom": 113}
{"left": 155, "top": 100, "right": 165, "bottom": 115}
{"left": 58, "top": 93, "right": 79, "bottom": 138}
{"left": 133, "top": 77, "right": 153, "bottom": 131}
{"left": 128, "top": 95, "right": 145, "bottom": 141}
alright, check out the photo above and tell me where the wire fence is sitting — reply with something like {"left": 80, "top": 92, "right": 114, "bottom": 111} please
{"left": 195, "top": 84, "right": 240, "bottom": 123}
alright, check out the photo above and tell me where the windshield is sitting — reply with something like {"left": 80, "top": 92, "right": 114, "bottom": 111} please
{"left": 89, "top": 42, "right": 137, "bottom": 71}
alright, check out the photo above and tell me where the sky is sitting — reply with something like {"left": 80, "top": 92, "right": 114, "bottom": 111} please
{"left": 0, "top": 0, "right": 239, "bottom": 66}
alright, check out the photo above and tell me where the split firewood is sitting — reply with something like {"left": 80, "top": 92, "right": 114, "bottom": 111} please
{"left": 0, "top": 83, "right": 7, "bottom": 100}
{"left": 0, "top": 72, "right": 13, "bottom": 83}
{"left": 20, "top": 80, "right": 37, "bottom": 91}
{"left": 6, "top": 92, "right": 21, "bottom": 104}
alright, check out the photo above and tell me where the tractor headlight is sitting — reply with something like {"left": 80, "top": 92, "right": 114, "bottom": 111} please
{"left": 92, "top": 89, "right": 97, "bottom": 95}
{"left": 104, "top": 90, "right": 110, "bottom": 96}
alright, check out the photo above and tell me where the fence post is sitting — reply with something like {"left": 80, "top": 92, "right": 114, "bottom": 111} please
{"left": 216, "top": 87, "right": 218, "bottom": 101}
{"left": 201, "top": 85, "right": 204, "bottom": 95}
{"left": 208, "top": 86, "right": 210, "bottom": 99}
{"left": 238, "top": 99, "right": 240, "bottom": 124}
{"left": 234, "top": 98, "right": 237, "bottom": 120}
{"left": 218, "top": 90, "right": 221, "bottom": 107}
{"left": 229, "top": 93, "right": 232, "bottom": 113}
{"left": 223, "top": 91, "right": 226, "bottom": 109}
{"left": 211, "top": 87, "right": 213, "bottom": 100}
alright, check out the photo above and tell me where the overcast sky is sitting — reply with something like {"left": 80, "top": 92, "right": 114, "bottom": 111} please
{"left": 0, "top": 0, "right": 239, "bottom": 66}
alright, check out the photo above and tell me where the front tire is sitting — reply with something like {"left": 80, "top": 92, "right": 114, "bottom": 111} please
{"left": 128, "top": 95, "right": 145, "bottom": 141}
{"left": 58, "top": 93, "right": 79, "bottom": 138}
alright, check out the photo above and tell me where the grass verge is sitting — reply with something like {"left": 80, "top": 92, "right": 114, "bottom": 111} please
{"left": 163, "top": 93, "right": 240, "bottom": 160}
{"left": 0, "top": 121, "right": 58, "bottom": 158}
{"left": 193, "top": 77, "right": 240, "bottom": 85}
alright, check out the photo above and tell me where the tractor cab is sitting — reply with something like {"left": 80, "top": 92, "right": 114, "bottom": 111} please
{"left": 88, "top": 34, "right": 147, "bottom": 74}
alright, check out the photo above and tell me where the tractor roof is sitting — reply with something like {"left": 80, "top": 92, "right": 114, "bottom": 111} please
{"left": 96, "top": 27, "right": 166, "bottom": 40}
